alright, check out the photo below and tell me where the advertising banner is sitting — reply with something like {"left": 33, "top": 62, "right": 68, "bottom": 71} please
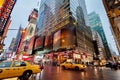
{"left": 53, "top": 30, "right": 61, "bottom": 50}
{"left": 0, "top": 0, "right": 4, "bottom": 8}
{"left": 45, "top": 34, "right": 53, "bottom": 49}
{"left": 34, "top": 36, "right": 45, "bottom": 50}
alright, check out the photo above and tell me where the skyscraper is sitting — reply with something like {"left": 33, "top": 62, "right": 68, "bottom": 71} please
{"left": 12, "top": 26, "right": 23, "bottom": 53}
{"left": 92, "top": 31, "right": 106, "bottom": 60}
{"left": 102, "top": 0, "right": 120, "bottom": 55}
{"left": 88, "top": 12, "right": 111, "bottom": 60}
{"left": 36, "top": 0, "right": 94, "bottom": 62}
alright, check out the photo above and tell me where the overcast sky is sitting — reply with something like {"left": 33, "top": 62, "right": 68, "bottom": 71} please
{"left": 4, "top": 0, "right": 39, "bottom": 48}
{"left": 4, "top": 0, "right": 119, "bottom": 55}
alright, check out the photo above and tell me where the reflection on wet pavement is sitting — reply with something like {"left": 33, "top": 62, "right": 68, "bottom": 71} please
{"left": 36, "top": 65, "right": 120, "bottom": 80}
{"left": 3, "top": 65, "right": 120, "bottom": 80}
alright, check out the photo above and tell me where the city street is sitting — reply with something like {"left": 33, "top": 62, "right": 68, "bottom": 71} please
{"left": 3, "top": 65, "right": 120, "bottom": 80}
{"left": 36, "top": 65, "right": 120, "bottom": 80}
{"left": 0, "top": 0, "right": 120, "bottom": 80}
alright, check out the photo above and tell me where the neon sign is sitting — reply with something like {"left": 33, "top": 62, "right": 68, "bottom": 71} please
{"left": 0, "top": 0, "right": 4, "bottom": 8}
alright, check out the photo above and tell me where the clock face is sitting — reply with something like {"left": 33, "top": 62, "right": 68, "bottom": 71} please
{"left": 29, "top": 26, "right": 34, "bottom": 33}
{"left": 27, "top": 25, "right": 34, "bottom": 35}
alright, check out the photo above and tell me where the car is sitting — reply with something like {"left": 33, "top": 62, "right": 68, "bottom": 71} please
{"left": 0, "top": 60, "right": 42, "bottom": 79}
{"left": 60, "top": 62, "right": 86, "bottom": 70}
{"left": 105, "top": 62, "right": 112, "bottom": 67}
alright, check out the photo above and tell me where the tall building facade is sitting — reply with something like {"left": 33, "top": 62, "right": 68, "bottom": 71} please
{"left": 92, "top": 31, "right": 105, "bottom": 60}
{"left": 25, "top": 8, "right": 38, "bottom": 55}
{"left": 17, "top": 9, "right": 38, "bottom": 55}
{"left": 102, "top": 0, "right": 120, "bottom": 55}
{"left": 9, "top": 38, "right": 16, "bottom": 51}
{"left": 12, "top": 26, "right": 23, "bottom": 53}
{"left": 88, "top": 12, "right": 111, "bottom": 60}
{"left": 15, "top": 9, "right": 38, "bottom": 60}
{"left": 36, "top": 0, "right": 94, "bottom": 62}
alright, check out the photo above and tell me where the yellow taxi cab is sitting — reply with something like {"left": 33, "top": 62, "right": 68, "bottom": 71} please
{"left": 60, "top": 62, "right": 86, "bottom": 70}
{"left": 0, "top": 60, "right": 42, "bottom": 79}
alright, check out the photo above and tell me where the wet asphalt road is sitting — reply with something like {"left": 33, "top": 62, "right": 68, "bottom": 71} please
{"left": 4, "top": 65, "right": 120, "bottom": 80}
{"left": 34, "top": 65, "right": 120, "bottom": 80}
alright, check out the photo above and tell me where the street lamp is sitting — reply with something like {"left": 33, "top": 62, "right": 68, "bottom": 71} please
{"left": 62, "top": 39, "right": 65, "bottom": 43}
{"left": 21, "top": 29, "right": 26, "bottom": 33}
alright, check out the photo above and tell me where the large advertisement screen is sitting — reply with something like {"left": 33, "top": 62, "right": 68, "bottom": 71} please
{"left": 60, "top": 27, "right": 76, "bottom": 49}
{"left": 45, "top": 34, "right": 53, "bottom": 49}
{"left": 34, "top": 36, "right": 45, "bottom": 50}
{"left": 53, "top": 30, "right": 61, "bottom": 50}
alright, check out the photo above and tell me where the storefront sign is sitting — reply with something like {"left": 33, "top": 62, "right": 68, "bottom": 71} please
{"left": 73, "top": 54, "right": 81, "bottom": 59}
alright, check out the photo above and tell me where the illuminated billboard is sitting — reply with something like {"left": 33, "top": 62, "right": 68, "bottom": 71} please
{"left": 53, "top": 30, "right": 61, "bottom": 50}
{"left": 34, "top": 36, "right": 45, "bottom": 50}
{"left": 44, "top": 34, "right": 53, "bottom": 49}
{"left": 0, "top": 0, "right": 4, "bottom": 8}
{"left": 53, "top": 26, "right": 76, "bottom": 51}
